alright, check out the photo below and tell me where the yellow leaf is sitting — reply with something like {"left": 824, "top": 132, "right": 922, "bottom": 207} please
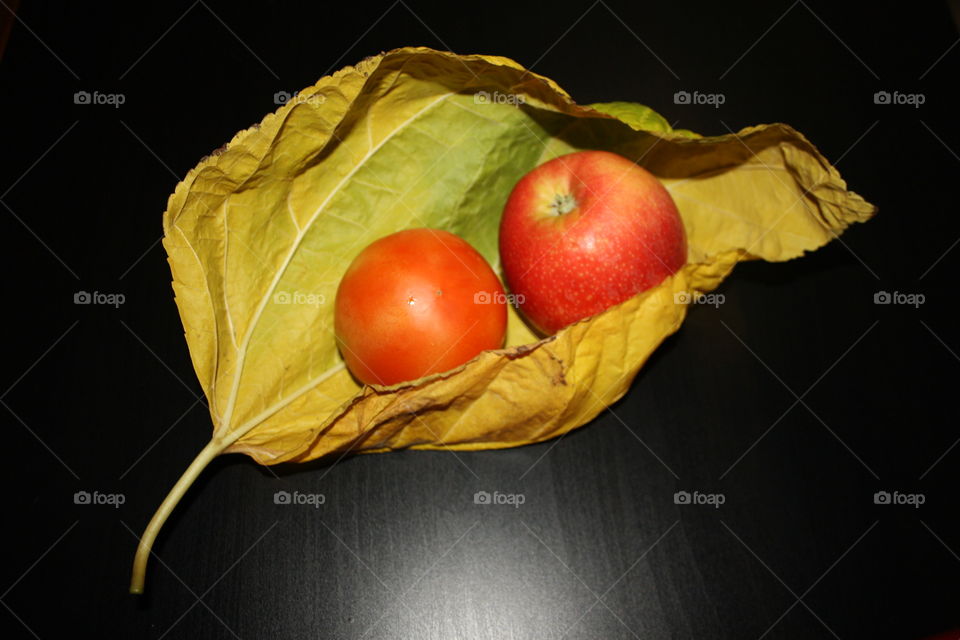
{"left": 131, "top": 46, "right": 875, "bottom": 593}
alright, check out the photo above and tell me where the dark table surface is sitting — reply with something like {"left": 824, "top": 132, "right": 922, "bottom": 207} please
{"left": 2, "top": 1, "right": 958, "bottom": 638}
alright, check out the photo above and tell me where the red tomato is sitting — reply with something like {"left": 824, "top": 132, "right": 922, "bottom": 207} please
{"left": 334, "top": 228, "right": 507, "bottom": 386}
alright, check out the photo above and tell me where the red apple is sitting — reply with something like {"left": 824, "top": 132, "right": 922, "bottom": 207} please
{"left": 498, "top": 150, "right": 687, "bottom": 335}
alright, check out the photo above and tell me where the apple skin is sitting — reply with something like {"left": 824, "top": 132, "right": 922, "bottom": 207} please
{"left": 498, "top": 150, "right": 687, "bottom": 335}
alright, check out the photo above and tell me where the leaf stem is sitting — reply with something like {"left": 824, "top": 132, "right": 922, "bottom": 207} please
{"left": 129, "top": 439, "right": 225, "bottom": 594}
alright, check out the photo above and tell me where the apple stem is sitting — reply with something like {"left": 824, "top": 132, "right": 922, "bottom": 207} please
{"left": 549, "top": 193, "right": 578, "bottom": 215}
{"left": 129, "top": 439, "right": 225, "bottom": 594}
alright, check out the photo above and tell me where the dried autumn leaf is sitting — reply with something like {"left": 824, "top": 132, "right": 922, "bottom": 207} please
{"left": 130, "top": 46, "right": 875, "bottom": 593}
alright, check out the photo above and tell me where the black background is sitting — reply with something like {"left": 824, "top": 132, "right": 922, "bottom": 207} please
{"left": 2, "top": 1, "right": 959, "bottom": 638}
